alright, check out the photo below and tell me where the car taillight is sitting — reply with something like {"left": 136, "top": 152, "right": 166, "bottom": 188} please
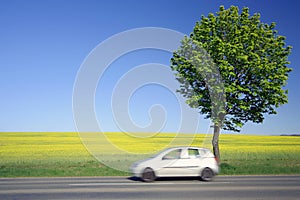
{"left": 214, "top": 157, "right": 219, "bottom": 163}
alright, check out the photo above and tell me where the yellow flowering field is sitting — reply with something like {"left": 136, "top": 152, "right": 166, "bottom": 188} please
{"left": 0, "top": 132, "right": 92, "bottom": 163}
{"left": 0, "top": 132, "right": 299, "bottom": 177}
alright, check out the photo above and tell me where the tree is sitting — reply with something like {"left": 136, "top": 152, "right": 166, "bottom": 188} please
{"left": 170, "top": 6, "right": 292, "bottom": 162}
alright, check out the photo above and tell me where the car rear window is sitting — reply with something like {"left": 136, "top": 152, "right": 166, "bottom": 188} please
{"left": 188, "top": 149, "right": 200, "bottom": 158}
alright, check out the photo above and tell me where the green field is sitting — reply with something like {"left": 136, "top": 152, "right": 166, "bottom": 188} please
{"left": 0, "top": 132, "right": 299, "bottom": 177}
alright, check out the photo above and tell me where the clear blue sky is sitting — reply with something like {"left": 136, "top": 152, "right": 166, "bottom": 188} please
{"left": 1, "top": 0, "right": 299, "bottom": 135}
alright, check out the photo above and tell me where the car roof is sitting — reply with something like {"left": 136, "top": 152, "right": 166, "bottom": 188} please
{"left": 165, "top": 146, "right": 210, "bottom": 151}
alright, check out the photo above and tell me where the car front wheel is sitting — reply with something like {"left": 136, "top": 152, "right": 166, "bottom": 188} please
{"left": 200, "top": 167, "right": 214, "bottom": 181}
{"left": 142, "top": 167, "right": 156, "bottom": 182}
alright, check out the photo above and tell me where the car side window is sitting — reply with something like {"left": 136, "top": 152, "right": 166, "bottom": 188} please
{"left": 162, "top": 149, "right": 182, "bottom": 160}
{"left": 188, "top": 149, "right": 200, "bottom": 158}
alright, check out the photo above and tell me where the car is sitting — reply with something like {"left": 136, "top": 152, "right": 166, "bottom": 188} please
{"left": 130, "top": 146, "right": 219, "bottom": 182}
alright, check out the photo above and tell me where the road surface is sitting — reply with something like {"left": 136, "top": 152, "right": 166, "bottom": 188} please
{"left": 0, "top": 176, "right": 299, "bottom": 200}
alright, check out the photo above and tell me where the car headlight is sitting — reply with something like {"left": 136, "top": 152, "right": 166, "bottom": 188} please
{"left": 130, "top": 162, "right": 139, "bottom": 170}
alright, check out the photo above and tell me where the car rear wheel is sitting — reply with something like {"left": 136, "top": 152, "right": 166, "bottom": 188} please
{"left": 142, "top": 168, "right": 156, "bottom": 182}
{"left": 200, "top": 167, "right": 214, "bottom": 181}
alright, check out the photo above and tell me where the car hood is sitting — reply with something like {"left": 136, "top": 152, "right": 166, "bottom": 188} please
{"left": 132, "top": 157, "right": 155, "bottom": 167}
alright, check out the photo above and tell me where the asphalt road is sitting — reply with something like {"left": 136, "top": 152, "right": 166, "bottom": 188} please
{"left": 0, "top": 176, "right": 299, "bottom": 200}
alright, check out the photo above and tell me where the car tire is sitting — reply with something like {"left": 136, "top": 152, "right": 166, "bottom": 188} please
{"left": 142, "top": 168, "right": 156, "bottom": 182}
{"left": 200, "top": 167, "right": 214, "bottom": 181}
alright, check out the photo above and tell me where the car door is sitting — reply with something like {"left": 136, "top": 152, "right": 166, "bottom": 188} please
{"left": 158, "top": 148, "right": 184, "bottom": 176}
{"left": 171, "top": 148, "right": 201, "bottom": 176}
{"left": 158, "top": 148, "right": 200, "bottom": 177}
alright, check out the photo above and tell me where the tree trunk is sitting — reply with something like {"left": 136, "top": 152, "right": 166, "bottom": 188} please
{"left": 212, "top": 125, "right": 221, "bottom": 163}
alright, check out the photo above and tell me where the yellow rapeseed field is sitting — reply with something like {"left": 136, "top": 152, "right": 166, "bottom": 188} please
{"left": 0, "top": 132, "right": 299, "bottom": 177}
{"left": 0, "top": 132, "right": 92, "bottom": 163}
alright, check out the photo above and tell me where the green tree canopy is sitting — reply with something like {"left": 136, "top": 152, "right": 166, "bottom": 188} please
{"left": 171, "top": 6, "right": 292, "bottom": 160}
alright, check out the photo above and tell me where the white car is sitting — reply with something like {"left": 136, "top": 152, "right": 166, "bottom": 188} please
{"left": 130, "top": 146, "right": 219, "bottom": 182}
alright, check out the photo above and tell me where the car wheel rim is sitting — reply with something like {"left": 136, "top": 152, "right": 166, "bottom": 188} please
{"left": 201, "top": 168, "right": 213, "bottom": 181}
{"left": 143, "top": 168, "right": 155, "bottom": 182}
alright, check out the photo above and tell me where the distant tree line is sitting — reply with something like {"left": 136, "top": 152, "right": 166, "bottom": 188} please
{"left": 280, "top": 134, "right": 300, "bottom": 136}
